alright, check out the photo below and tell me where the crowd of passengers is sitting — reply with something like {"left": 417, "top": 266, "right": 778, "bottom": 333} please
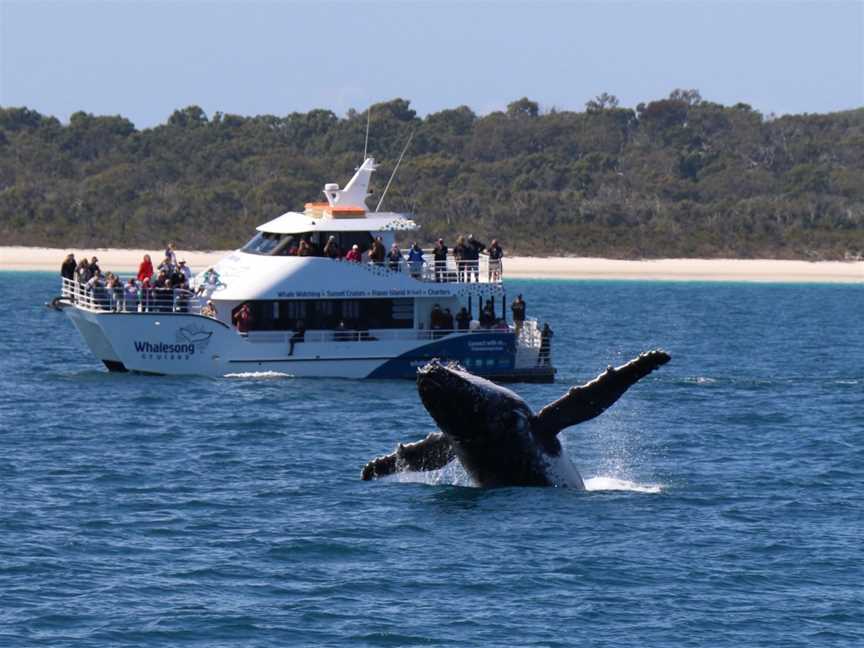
{"left": 285, "top": 233, "right": 504, "bottom": 282}
{"left": 60, "top": 243, "right": 208, "bottom": 313}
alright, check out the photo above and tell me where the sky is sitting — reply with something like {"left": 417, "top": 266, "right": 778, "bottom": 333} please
{"left": 1, "top": 0, "right": 862, "bottom": 129}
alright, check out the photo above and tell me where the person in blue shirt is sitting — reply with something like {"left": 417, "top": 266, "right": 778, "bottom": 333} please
{"left": 407, "top": 242, "right": 425, "bottom": 278}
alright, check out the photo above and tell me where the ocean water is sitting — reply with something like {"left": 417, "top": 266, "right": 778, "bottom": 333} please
{"left": 1, "top": 271, "right": 862, "bottom": 647}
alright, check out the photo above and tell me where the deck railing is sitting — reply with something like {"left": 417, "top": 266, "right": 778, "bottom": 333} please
{"left": 60, "top": 277, "right": 207, "bottom": 314}
{"left": 357, "top": 254, "right": 502, "bottom": 284}
{"left": 245, "top": 320, "right": 540, "bottom": 346}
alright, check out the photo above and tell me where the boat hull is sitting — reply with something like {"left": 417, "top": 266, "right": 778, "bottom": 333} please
{"left": 62, "top": 306, "right": 554, "bottom": 382}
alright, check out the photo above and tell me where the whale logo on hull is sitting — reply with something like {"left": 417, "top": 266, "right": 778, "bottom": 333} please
{"left": 176, "top": 325, "right": 213, "bottom": 351}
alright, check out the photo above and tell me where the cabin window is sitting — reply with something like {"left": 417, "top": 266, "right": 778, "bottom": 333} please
{"left": 331, "top": 231, "right": 374, "bottom": 254}
{"left": 240, "top": 298, "right": 414, "bottom": 331}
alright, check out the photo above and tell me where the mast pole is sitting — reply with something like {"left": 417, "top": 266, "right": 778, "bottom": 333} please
{"left": 375, "top": 131, "right": 414, "bottom": 213}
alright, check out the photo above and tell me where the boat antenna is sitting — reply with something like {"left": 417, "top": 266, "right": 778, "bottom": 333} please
{"left": 375, "top": 130, "right": 414, "bottom": 213}
{"left": 363, "top": 108, "right": 371, "bottom": 161}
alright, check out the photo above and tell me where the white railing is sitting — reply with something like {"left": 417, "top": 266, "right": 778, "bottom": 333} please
{"left": 60, "top": 277, "right": 207, "bottom": 315}
{"left": 244, "top": 319, "right": 541, "bottom": 347}
{"left": 246, "top": 326, "right": 513, "bottom": 344}
{"left": 356, "top": 254, "right": 502, "bottom": 284}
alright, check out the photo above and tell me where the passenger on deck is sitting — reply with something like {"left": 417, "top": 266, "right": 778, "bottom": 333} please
{"left": 85, "top": 270, "right": 103, "bottom": 291}
{"left": 157, "top": 279, "right": 173, "bottom": 313}
{"left": 298, "top": 240, "right": 312, "bottom": 257}
{"left": 89, "top": 256, "right": 101, "bottom": 277}
{"left": 511, "top": 294, "right": 526, "bottom": 336}
{"left": 170, "top": 265, "right": 186, "bottom": 288}
{"left": 233, "top": 303, "right": 253, "bottom": 334}
{"left": 443, "top": 308, "right": 454, "bottom": 331}
{"left": 105, "top": 273, "right": 121, "bottom": 311}
{"left": 201, "top": 301, "right": 217, "bottom": 318}
{"left": 174, "top": 284, "right": 190, "bottom": 313}
{"left": 487, "top": 239, "right": 503, "bottom": 281}
{"left": 387, "top": 244, "right": 403, "bottom": 272}
{"left": 430, "top": 304, "right": 446, "bottom": 338}
{"left": 76, "top": 258, "right": 92, "bottom": 284}
{"left": 179, "top": 260, "right": 192, "bottom": 284}
{"left": 407, "top": 242, "right": 424, "bottom": 278}
{"left": 324, "top": 236, "right": 341, "bottom": 260}
{"left": 466, "top": 235, "right": 486, "bottom": 282}
{"left": 454, "top": 236, "right": 467, "bottom": 282}
{"left": 369, "top": 237, "right": 386, "bottom": 264}
{"left": 61, "top": 254, "right": 76, "bottom": 280}
{"left": 137, "top": 254, "right": 154, "bottom": 282}
{"left": 345, "top": 244, "right": 362, "bottom": 263}
{"left": 165, "top": 242, "right": 177, "bottom": 268}
{"left": 158, "top": 257, "right": 174, "bottom": 275}
{"left": 85, "top": 271, "right": 105, "bottom": 307}
{"left": 124, "top": 278, "right": 139, "bottom": 312}
{"left": 480, "top": 301, "right": 495, "bottom": 328}
{"left": 196, "top": 267, "right": 225, "bottom": 296}
{"left": 433, "top": 239, "right": 448, "bottom": 282}
{"left": 140, "top": 278, "right": 153, "bottom": 312}
{"left": 456, "top": 307, "right": 471, "bottom": 330}
{"left": 289, "top": 320, "right": 306, "bottom": 355}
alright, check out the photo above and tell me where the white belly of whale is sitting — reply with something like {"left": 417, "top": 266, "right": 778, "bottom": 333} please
{"left": 540, "top": 452, "right": 586, "bottom": 489}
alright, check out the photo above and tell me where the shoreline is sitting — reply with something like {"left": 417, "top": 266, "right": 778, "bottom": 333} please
{"left": 1, "top": 246, "right": 862, "bottom": 283}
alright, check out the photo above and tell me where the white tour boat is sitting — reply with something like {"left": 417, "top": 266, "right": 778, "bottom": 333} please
{"left": 57, "top": 158, "right": 555, "bottom": 382}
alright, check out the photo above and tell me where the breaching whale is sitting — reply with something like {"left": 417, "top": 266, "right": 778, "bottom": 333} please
{"left": 361, "top": 350, "right": 670, "bottom": 488}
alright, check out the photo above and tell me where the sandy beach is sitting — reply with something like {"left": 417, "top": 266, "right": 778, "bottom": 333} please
{"left": 1, "top": 246, "right": 862, "bottom": 283}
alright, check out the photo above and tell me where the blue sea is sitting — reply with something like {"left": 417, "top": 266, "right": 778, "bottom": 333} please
{"left": 1, "top": 271, "right": 862, "bottom": 647}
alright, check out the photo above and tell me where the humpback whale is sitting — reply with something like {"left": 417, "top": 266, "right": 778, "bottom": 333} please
{"left": 362, "top": 350, "right": 670, "bottom": 488}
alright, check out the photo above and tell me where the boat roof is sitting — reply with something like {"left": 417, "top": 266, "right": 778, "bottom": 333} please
{"left": 257, "top": 211, "right": 418, "bottom": 234}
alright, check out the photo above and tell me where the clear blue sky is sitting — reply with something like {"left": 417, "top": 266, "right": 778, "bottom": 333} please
{"left": 1, "top": 0, "right": 861, "bottom": 128}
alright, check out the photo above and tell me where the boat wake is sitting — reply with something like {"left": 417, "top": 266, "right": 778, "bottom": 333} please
{"left": 224, "top": 371, "right": 294, "bottom": 379}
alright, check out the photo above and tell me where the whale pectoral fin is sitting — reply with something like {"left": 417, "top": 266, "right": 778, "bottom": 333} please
{"left": 361, "top": 432, "right": 456, "bottom": 481}
{"left": 533, "top": 349, "right": 671, "bottom": 437}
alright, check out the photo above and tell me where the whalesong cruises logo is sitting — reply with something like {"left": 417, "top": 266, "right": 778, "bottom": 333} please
{"left": 134, "top": 325, "right": 213, "bottom": 360}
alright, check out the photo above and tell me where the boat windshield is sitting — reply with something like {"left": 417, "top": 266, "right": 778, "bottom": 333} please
{"left": 241, "top": 230, "right": 374, "bottom": 256}
{"left": 242, "top": 231, "right": 291, "bottom": 255}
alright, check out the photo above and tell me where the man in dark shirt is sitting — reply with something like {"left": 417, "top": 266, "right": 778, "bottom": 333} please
{"left": 466, "top": 235, "right": 486, "bottom": 282}
{"left": 61, "top": 254, "right": 77, "bottom": 281}
{"left": 511, "top": 294, "right": 526, "bottom": 336}
{"left": 433, "top": 239, "right": 448, "bottom": 282}
{"left": 456, "top": 307, "right": 471, "bottom": 330}
{"left": 487, "top": 239, "right": 503, "bottom": 281}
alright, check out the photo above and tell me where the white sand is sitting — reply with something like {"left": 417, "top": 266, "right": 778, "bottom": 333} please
{"left": 1, "top": 247, "right": 862, "bottom": 283}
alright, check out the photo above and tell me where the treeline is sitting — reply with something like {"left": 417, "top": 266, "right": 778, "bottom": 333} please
{"left": 1, "top": 92, "right": 863, "bottom": 258}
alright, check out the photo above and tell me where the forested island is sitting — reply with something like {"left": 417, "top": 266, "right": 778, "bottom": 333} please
{"left": 1, "top": 92, "right": 862, "bottom": 259}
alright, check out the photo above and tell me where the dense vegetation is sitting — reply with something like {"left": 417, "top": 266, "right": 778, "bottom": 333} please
{"left": 1, "top": 92, "right": 863, "bottom": 258}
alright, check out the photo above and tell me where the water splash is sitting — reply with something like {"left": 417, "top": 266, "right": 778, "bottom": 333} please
{"left": 584, "top": 476, "right": 663, "bottom": 493}
{"left": 388, "top": 461, "right": 474, "bottom": 487}
{"left": 380, "top": 464, "right": 662, "bottom": 493}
